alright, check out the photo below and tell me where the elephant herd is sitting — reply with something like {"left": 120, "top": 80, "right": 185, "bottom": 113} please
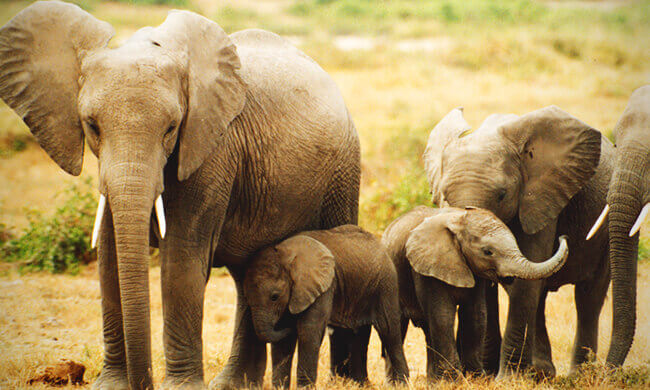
{"left": 0, "top": 2, "right": 647, "bottom": 389}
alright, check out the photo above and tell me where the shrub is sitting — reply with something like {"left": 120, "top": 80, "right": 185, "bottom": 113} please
{"left": 360, "top": 166, "right": 430, "bottom": 233}
{"left": 640, "top": 237, "right": 649, "bottom": 262}
{"left": 1, "top": 179, "right": 97, "bottom": 274}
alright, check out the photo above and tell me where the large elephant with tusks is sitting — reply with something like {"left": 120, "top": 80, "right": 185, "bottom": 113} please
{"left": 0, "top": 2, "right": 360, "bottom": 388}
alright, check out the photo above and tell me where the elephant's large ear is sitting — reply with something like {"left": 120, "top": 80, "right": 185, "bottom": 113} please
{"left": 278, "top": 235, "right": 335, "bottom": 314}
{"left": 499, "top": 106, "right": 602, "bottom": 234}
{"left": 423, "top": 108, "right": 471, "bottom": 205}
{"left": 0, "top": 1, "right": 114, "bottom": 175}
{"left": 152, "top": 11, "right": 246, "bottom": 181}
{"left": 405, "top": 213, "right": 475, "bottom": 288}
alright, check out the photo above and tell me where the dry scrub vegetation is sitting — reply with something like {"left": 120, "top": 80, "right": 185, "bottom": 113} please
{"left": 0, "top": 0, "right": 649, "bottom": 388}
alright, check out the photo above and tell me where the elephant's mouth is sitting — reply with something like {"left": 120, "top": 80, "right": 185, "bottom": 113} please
{"left": 498, "top": 276, "right": 515, "bottom": 285}
{"left": 274, "top": 311, "right": 295, "bottom": 334}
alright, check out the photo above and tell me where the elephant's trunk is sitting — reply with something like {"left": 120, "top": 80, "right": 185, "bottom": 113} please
{"left": 104, "top": 160, "right": 161, "bottom": 390}
{"left": 251, "top": 311, "right": 291, "bottom": 343}
{"left": 606, "top": 146, "right": 644, "bottom": 366}
{"left": 498, "top": 235, "right": 569, "bottom": 280}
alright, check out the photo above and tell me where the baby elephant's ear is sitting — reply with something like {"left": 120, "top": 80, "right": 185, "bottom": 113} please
{"left": 278, "top": 235, "right": 335, "bottom": 314}
{"left": 405, "top": 214, "right": 475, "bottom": 288}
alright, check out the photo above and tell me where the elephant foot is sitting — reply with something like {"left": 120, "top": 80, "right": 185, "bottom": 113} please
{"left": 92, "top": 367, "right": 129, "bottom": 390}
{"left": 531, "top": 360, "right": 556, "bottom": 381}
{"left": 162, "top": 376, "right": 206, "bottom": 390}
{"left": 209, "top": 370, "right": 262, "bottom": 390}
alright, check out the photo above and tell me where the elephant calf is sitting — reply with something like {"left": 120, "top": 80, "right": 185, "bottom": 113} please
{"left": 382, "top": 206, "right": 568, "bottom": 379}
{"left": 243, "top": 225, "right": 409, "bottom": 387}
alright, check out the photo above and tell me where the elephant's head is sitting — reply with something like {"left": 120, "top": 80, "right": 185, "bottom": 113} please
{"left": 424, "top": 106, "right": 601, "bottom": 235}
{"left": 244, "top": 235, "right": 335, "bottom": 342}
{"left": 587, "top": 85, "right": 650, "bottom": 239}
{"left": 405, "top": 208, "right": 568, "bottom": 288}
{"left": 0, "top": 2, "right": 245, "bottom": 387}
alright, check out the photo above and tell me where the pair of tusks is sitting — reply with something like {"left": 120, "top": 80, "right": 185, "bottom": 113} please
{"left": 586, "top": 203, "right": 650, "bottom": 240}
{"left": 90, "top": 194, "right": 167, "bottom": 249}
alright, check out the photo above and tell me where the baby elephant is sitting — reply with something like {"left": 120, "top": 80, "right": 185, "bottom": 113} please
{"left": 382, "top": 206, "right": 568, "bottom": 378}
{"left": 244, "top": 225, "right": 409, "bottom": 387}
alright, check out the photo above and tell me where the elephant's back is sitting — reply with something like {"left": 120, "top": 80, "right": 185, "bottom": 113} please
{"left": 303, "top": 227, "right": 397, "bottom": 328}
{"left": 381, "top": 206, "right": 442, "bottom": 323}
{"left": 230, "top": 29, "right": 353, "bottom": 138}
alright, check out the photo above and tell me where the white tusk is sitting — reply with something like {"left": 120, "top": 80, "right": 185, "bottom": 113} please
{"left": 586, "top": 204, "right": 609, "bottom": 240}
{"left": 155, "top": 195, "right": 166, "bottom": 239}
{"left": 629, "top": 203, "right": 650, "bottom": 237}
{"left": 91, "top": 194, "right": 106, "bottom": 249}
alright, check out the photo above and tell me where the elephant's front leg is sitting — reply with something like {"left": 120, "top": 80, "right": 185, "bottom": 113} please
{"left": 457, "top": 283, "right": 487, "bottom": 375}
{"left": 93, "top": 207, "right": 128, "bottom": 390}
{"left": 211, "top": 266, "right": 267, "bottom": 388}
{"left": 498, "top": 279, "right": 543, "bottom": 378}
{"left": 498, "top": 222, "right": 556, "bottom": 378}
{"left": 272, "top": 333, "right": 298, "bottom": 388}
{"left": 532, "top": 289, "right": 555, "bottom": 378}
{"left": 482, "top": 282, "right": 501, "bottom": 376}
{"left": 160, "top": 237, "right": 210, "bottom": 388}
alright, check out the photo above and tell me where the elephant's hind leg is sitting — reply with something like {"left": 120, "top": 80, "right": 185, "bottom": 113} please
{"left": 571, "top": 259, "right": 610, "bottom": 373}
{"left": 349, "top": 326, "right": 371, "bottom": 383}
{"left": 319, "top": 149, "right": 360, "bottom": 229}
{"left": 374, "top": 302, "right": 409, "bottom": 383}
{"left": 329, "top": 327, "right": 353, "bottom": 379}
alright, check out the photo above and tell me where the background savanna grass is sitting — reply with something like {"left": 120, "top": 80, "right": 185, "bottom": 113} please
{"left": 0, "top": 0, "right": 648, "bottom": 388}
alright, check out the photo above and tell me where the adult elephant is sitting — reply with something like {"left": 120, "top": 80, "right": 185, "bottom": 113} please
{"left": 0, "top": 2, "right": 360, "bottom": 389}
{"left": 587, "top": 85, "right": 649, "bottom": 366}
{"left": 423, "top": 107, "right": 613, "bottom": 377}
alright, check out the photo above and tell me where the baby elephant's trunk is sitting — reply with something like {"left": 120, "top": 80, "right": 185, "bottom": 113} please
{"left": 497, "top": 235, "right": 569, "bottom": 280}
{"left": 251, "top": 312, "right": 292, "bottom": 343}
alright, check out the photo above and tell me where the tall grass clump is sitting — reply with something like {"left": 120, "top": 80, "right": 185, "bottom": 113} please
{"left": 0, "top": 179, "right": 97, "bottom": 274}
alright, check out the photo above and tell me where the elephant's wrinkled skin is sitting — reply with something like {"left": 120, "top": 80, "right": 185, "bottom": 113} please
{"left": 243, "top": 225, "right": 409, "bottom": 387}
{"left": 382, "top": 206, "right": 568, "bottom": 378}
{"left": 0, "top": 3, "right": 359, "bottom": 389}
{"left": 423, "top": 107, "right": 612, "bottom": 377}
{"left": 588, "top": 85, "right": 649, "bottom": 366}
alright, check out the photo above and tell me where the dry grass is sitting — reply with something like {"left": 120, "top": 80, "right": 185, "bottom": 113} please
{"left": 0, "top": 0, "right": 649, "bottom": 388}
{"left": 0, "top": 261, "right": 648, "bottom": 389}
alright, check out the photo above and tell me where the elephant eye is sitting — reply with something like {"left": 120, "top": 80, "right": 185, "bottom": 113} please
{"left": 165, "top": 123, "right": 176, "bottom": 136}
{"left": 497, "top": 189, "right": 506, "bottom": 202}
{"left": 270, "top": 292, "right": 280, "bottom": 302}
{"left": 482, "top": 247, "right": 493, "bottom": 256}
{"left": 87, "top": 119, "right": 99, "bottom": 136}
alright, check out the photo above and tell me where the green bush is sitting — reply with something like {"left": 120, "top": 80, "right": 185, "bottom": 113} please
{"left": 640, "top": 237, "right": 649, "bottom": 262}
{"left": 1, "top": 179, "right": 97, "bottom": 274}
{"left": 360, "top": 166, "right": 430, "bottom": 233}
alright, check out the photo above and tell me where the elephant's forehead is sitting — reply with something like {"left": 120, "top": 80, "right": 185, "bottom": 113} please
{"left": 442, "top": 139, "right": 509, "bottom": 174}
{"left": 82, "top": 46, "right": 181, "bottom": 87}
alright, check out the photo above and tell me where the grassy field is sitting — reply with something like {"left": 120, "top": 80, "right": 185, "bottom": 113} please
{"left": 0, "top": 0, "right": 649, "bottom": 388}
